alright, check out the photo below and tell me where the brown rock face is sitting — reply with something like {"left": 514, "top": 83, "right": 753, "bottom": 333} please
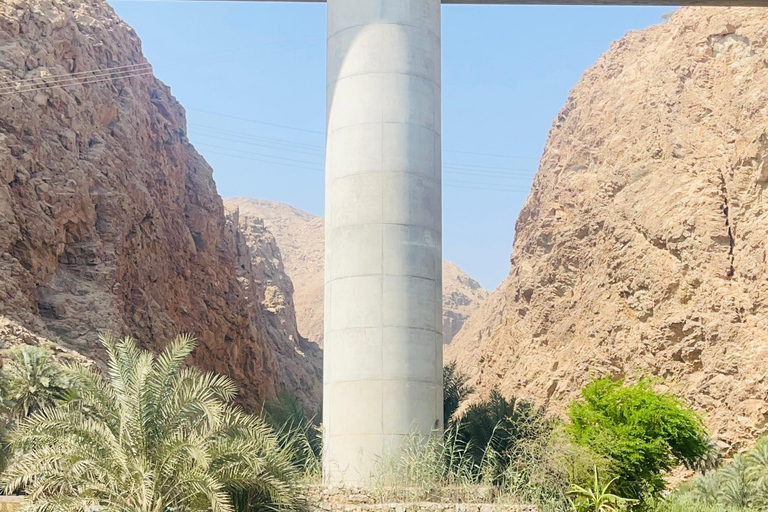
{"left": 448, "top": 7, "right": 768, "bottom": 450}
{"left": 226, "top": 207, "right": 322, "bottom": 410}
{"left": 223, "top": 198, "right": 489, "bottom": 347}
{"left": 0, "top": 0, "right": 295, "bottom": 406}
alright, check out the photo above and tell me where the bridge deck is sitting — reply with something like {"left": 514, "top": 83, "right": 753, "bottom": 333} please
{"left": 197, "top": 0, "right": 767, "bottom": 5}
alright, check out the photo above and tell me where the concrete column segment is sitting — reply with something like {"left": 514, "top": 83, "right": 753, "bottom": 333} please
{"left": 323, "top": 0, "right": 443, "bottom": 484}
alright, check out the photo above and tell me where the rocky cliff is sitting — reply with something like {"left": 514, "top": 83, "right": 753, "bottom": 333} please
{"left": 448, "top": 7, "right": 768, "bottom": 450}
{"left": 223, "top": 198, "right": 489, "bottom": 346}
{"left": 225, "top": 207, "right": 322, "bottom": 409}
{"left": 0, "top": 0, "right": 317, "bottom": 407}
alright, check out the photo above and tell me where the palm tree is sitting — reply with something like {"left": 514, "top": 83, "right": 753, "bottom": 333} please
{"left": 2, "top": 334, "right": 301, "bottom": 512}
{"left": 443, "top": 362, "right": 473, "bottom": 427}
{"left": 2, "top": 345, "right": 68, "bottom": 420}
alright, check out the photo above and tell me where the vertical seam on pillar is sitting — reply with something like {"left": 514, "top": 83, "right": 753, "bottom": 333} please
{"left": 379, "top": 14, "right": 386, "bottom": 451}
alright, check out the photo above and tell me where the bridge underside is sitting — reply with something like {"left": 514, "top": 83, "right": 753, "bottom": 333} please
{"left": 207, "top": 0, "right": 765, "bottom": 6}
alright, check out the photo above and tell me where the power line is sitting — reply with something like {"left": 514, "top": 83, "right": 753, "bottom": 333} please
{"left": 0, "top": 62, "right": 151, "bottom": 90}
{"left": 0, "top": 68, "right": 156, "bottom": 96}
{"left": 444, "top": 148, "right": 539, "bottom": 161}
{"left": 0, "top": 34, "right": 322, "bottom": 96}
{"left": 191, "top": 132, "right": 324, "bottom": 157}
{"left": 188, "top": 108, "right": 325, "bottom": 135}
{"left": 195, "top": 143, "right": 325, "bottom": 168}
{"left": 191, "top": 124, "right": 325, "bottom": 152}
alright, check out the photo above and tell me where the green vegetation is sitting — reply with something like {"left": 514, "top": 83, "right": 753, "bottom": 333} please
{"left": 1, "top": 345, "right": 69, "bottom": 420}
{"left": 567, "top": 467, "right": 638, "bottom": 512}
{"left": 568, "top": 376, "right": 715, "bottom": 502}
{"left": 0, "top": 345, "right": 740, "bottom": 512}
{"left": 454, "top": 389, "right": 550, "bottom": 485}
{"left": 443, "top": 361, "right": 474, "bottom": 426}
{"left": 663, "top": 436, "right": 768, "bottom": 511}
{"left": 380, "top": 368, "right": 720, "bottom": 511}
{"left": 1, "top": 335, "right": 300, "bottom": 512}
{"left": 262, "top": 390, "right": 322, "bottom": 479}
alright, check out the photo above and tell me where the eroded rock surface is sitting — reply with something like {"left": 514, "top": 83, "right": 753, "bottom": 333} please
{"left": 448, "top": 7, "right": 768, "bottom": 450}
{"left": 0, "top": 0, "right": 319, "bottom": 407}
{"left": 226, "top": 207, "right": 322, "bottom": 410}
{"left": 223, "top": 198, "right": 489, "bottom": 346}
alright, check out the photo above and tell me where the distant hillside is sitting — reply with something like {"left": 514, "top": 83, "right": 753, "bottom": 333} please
{"left": 447, "top": 7, "right": 768, "bottom": 450}
{"left": 224, "top": 198, "right": 489, "bottom": 346}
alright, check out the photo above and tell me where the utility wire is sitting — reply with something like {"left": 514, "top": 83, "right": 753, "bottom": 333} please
{"left": 201, "top": 146, "right": 522, "bottom": 193}
{"left": 189, "top": 108, "right": 325, "bottom": 135}
{"left": 0, "top": 34, "right": 321, "bottom": 96}
{"left": 0, "top": 68, "right": 157, "bottom": 96}
{"left": 0, "top": 62, "right": 151, "bottom": 89}
{"left": 187, "top": 129, "right": 537, "bottom": 181}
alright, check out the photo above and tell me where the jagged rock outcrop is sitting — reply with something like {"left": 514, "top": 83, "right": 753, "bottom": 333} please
{"left": 448, "top": 6, "right": 768, "bottom": 451}
{"left": 226, "top": 207, "right": 322, "bottom": 410}
{"left": 0, "top": 0, "right": 318, "bottom": 407}
{"left": 223, "top": 198, "right": 489, "bottom": 346}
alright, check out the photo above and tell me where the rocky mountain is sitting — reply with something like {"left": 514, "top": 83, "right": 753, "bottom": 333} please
{"left": 225, "top": 207, "right": 322, "bottom": 408}
{"left": 448, "top": 6, "right": 768, "bottom": 450}
{"left": 223, "top": 197, "right": 489, "bottom": 346}
{"left": 0, "top": 0, "right": 318, "bottom": 408}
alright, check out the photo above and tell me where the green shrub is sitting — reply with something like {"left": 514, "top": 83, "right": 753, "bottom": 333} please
{"left": 1, "top": 345, "right": 69, "bottom": 420}
{"left": 568, "top": 376, "right": 713, "bottom": 503}
{"left": 567, "top": 467, "right": 638, "bottom": 512}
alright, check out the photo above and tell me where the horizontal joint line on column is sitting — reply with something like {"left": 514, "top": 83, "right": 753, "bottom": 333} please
{"left": 329, "top": 70, "right": 440, "bottom": 87}
{"left": 328, "top": 23, "right": 439, "bottom": 40}
{"left": 325, "top": 378, "right": 441, "bottom": 385}
{"left": 325, "top": 326, "right": 441, "bottom": 335}
{"left": 328, "top": 170, "right": 440, "bottom": 185}
{"left": 328, "top": 121, "right": 440, "bottom": 135}
{"left": 326, "top": 274, "right": 438, "bottom": 285}
{"left": 328, "top": 223, "right": 440, "bottom": 235}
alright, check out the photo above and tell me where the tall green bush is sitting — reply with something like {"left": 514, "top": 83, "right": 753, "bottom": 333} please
{"left": 568, "top": 376, "right": 714, "bottom": 502}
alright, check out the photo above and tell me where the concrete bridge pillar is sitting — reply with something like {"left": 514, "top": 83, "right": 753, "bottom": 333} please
{"left": 323, "top": 0, "right": 443, "bottom": 484}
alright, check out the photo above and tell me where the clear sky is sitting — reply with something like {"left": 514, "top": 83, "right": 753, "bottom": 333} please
{"left": 109, "top": 1, "right": 673, "bottom": 290}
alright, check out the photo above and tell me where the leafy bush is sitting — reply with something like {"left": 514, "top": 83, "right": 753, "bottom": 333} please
{"left": 568, "top": 376, "right": 714, "bottom": 502}
{"left": 2, "top": 334, "right": 301, "bottom": 512}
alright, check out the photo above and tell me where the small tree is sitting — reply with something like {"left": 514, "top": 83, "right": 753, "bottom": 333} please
{"left": 568, "top": 376, "right": 713, "bottom": 503}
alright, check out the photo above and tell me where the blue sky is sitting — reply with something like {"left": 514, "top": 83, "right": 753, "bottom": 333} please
{"left": 109, "top": 1, "right": 673, "bottom": 290}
